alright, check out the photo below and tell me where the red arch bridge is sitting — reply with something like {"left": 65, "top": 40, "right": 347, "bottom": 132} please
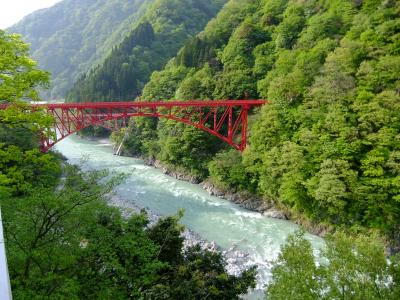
{"left": 18, "top": 100, "right": 267, "bottom": 152}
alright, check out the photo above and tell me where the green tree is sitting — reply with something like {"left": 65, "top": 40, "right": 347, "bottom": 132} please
{"left": 209, "top": 149, "right": 255, "bottom": 192}
{"left": 0, "top": 30, "right": 57, "bottom": 197}
{"left": 0, "top": 145, "right": 61, "bottom": 197}
{"left": 266, "top": 231, "right": 322, "bottom": 300}
{"left": 1, "top": 166, "right": 123, "bottom": 298}
{"left": 0, "top": 30, "right": 49, "bottom": 102}
{"left": 0, "top": 30, "right": 53, "bottom": 146}
{"left": 152, "top": 245, "right": 256, "bottom": 299}
{"left": 266, "top": 231, "right": 400, "bottom": 300}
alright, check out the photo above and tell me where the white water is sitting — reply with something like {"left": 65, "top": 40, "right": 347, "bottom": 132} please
{"left": 55, "top": 136, "right": 324, "bottom": 299}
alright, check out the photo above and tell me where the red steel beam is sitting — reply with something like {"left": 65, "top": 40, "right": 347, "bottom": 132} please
{"left": 0, "top": 100, "right": 267, "bottom": 152}
{"left": 31, "top": 100, "right": 266, "bottom": 109}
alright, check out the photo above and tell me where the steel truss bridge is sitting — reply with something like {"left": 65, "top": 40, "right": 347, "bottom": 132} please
{"left": 4, "top": 100, "right": 267, "bottom": 152}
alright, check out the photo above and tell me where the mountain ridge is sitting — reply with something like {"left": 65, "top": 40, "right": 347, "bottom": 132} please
{"left": 9, "top": 0, "right": 154, "bottom": 99}
{"left": 66, "top": 0, "right": 227, "bottom": 102}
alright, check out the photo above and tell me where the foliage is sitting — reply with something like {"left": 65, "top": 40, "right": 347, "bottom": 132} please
{"left": 0, "top": 30, "right": 58, "bottom": 197}
{"left": 0, "top": 145, "right": 61, "bottom": 197}
{"left": 156, "top": 121, "right": 223, "bottom": 179}
{"left": 149, "top": 245, "right": 257, "bottom": 299}
{"left": 208, "top": 149, "right": 256, "bottom": 192}
{"left": 266, "top": 231, "right": 322, "bottom": 299}
{"left": 266, "top": 230, "right": 400, "bottom": 300}
{"left": 2, "top": 166, "right": 123, "bottom": 299}
{"left": 0, "top": 30, "right": 49, "bottom": 102}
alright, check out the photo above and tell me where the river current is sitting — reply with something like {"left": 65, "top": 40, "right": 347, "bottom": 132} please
{"left": 55, "top": 136, "right": 324, "bottom": 299}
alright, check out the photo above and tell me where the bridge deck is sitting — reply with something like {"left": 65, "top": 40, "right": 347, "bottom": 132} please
{"left": 33, "top": 100, "right": 266, "bottom": 109}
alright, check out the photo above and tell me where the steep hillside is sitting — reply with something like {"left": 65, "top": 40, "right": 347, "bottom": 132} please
{"left": 66, "top": 0, "right": 227, "bottom": 102}
{"left": 118, "top": 0, "right": 400, "bottom": 238}
{"left": 9, "top": 0, "right": 154, "bottom": 99}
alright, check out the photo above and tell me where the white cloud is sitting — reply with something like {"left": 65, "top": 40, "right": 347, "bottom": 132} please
{"left": 0, "top": 0, "right": 62, "bottom": 29}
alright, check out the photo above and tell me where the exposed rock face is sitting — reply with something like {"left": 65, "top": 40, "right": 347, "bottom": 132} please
{"left": 146, "top": 158, "right": 201, "bottom": 184}
{"left": 262, "top": 210, "right": 288, "bottom": 220}
{"left": 200, "top": 182, "right": 288, "bottom": 220}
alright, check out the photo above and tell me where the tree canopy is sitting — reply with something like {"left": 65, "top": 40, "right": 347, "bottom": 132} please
{"left": 0, "top": 30, "right": 49, "bottom": 102}
{"left": 266, "top": 230, "right": 400, "bottom": 300}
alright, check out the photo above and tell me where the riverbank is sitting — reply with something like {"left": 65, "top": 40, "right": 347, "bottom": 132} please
{"left": 142, "top": 154, "right": 400, "bottom": 254}
{"left": 111, "top": 143, "right": 332, "bottom": 238}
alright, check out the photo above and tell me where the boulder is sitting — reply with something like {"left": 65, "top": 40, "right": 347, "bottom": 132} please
{"left": 263, "top": 209, "right": 288, "bottom": 220}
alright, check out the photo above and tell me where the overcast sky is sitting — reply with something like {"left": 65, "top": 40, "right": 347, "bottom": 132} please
{"left": 0, "top": 0, "right": 62, "bottom": 29}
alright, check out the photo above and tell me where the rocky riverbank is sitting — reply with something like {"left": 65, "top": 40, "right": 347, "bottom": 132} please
{"left": 137, "top": 155, "right": 332, "bottom": 238}
{"left": 111, "top": 135, "right": 332, "bottom": 238}
{"left": 198, "top": 180, "right": 330, "bottom": 237}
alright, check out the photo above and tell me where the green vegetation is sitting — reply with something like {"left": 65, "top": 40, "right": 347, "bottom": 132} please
{"left": 0, "top": 31, "right": 49, "bottom": 102}
{"left": 267, "top": 230, "right": 400, "bottom": 299}
{"left": 3, "top": 178, "right": 256, "bottom": 299}
{"left": 0, "top": 30, "right": 57, "bottom": 197}
{"left": 9, "top": 0, "right": 154, "bottom": 99}
{"left": 0, "top": 29, "right": 256, "bottom": 299}
{"left": 2, "top": 164, "right": 256, "bottom": 299}
{"left": 66, "top": 0, "right": 227, "bottom": 103}
{"left": 114, "top": 0, "right": 400, "bottom": 242}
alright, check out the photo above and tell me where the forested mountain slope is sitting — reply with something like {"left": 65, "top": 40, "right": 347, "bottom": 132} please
{"left": 118, "top": 0, "right": 400, "bottom": 239}
{"left": 9, "top": 0, "right": 154, "bottom": 99}
{"left": 66, "top": 0, "right": 227, "bottom": 102}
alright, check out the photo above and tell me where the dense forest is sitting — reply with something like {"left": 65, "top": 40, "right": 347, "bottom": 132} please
{"left": 108, "top": 0, "right": 400, "bottom": 244}
{"left": 66, "top": 0, "right": 227, "bottom": 102}
{"left": 9, "top": 0, "right": 154, "bottom": 99}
